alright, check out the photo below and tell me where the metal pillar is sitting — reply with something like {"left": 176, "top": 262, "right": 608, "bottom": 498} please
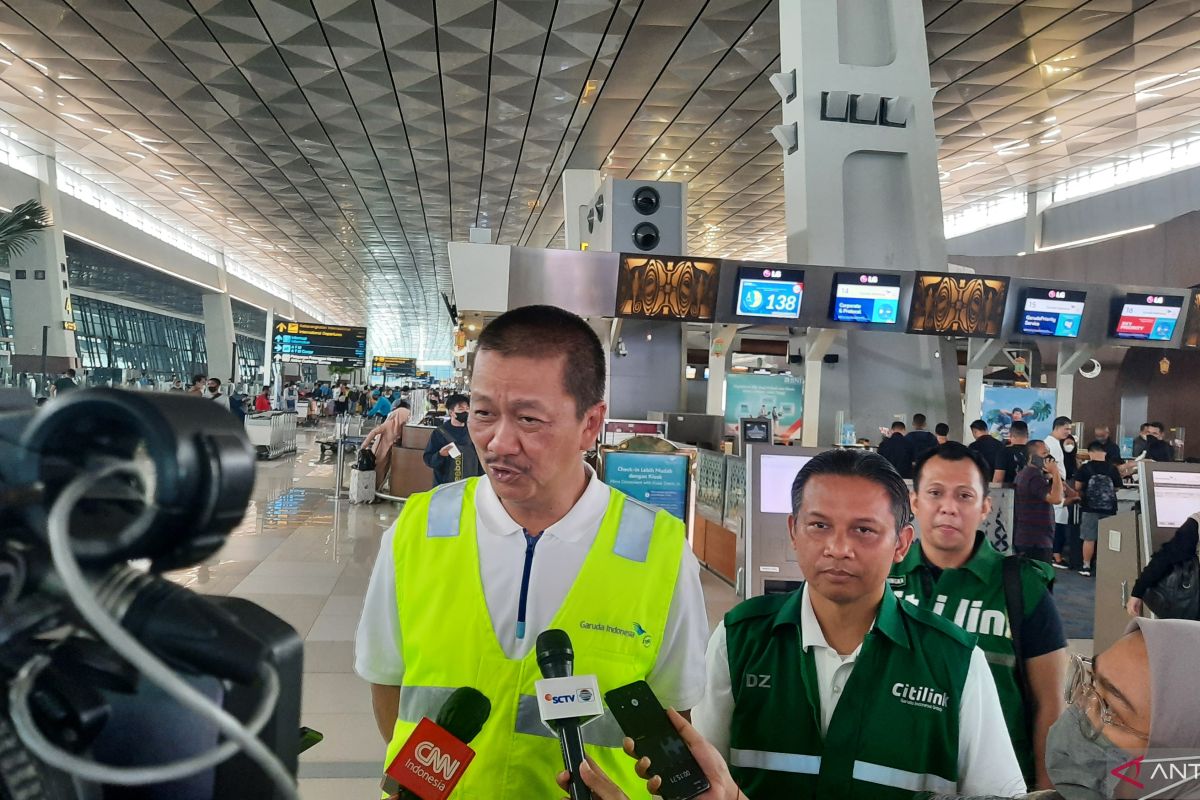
{"left": 706, "top": 324, "right": 739, "bottom": 416}
{"left": 801, "top": 329, "right": 838, "bottom": 447}
{"left": 1056, "top": 343, "right": 1095, "bottom": 420}
{"left": 963, "top": 338, "right": 1004, "bottom": 441}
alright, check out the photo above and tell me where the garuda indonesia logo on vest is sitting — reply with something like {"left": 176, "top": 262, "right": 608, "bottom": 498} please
{"left": 579, "top": 620, "right": 653, "bottom": 648}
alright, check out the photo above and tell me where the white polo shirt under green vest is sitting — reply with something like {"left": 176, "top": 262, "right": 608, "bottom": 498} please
{"left": 354, "top": 469, "right": 708, "bottom": 798}
{"left": 693, "top": 583, "right": 1026, "bottom": 799}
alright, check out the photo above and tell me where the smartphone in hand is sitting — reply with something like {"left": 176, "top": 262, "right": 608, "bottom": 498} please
{"left": 605, "top": 681, "right": 710, "bottom": 800}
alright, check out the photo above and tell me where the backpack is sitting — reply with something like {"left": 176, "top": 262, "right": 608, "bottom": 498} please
{"left": 1084, "top": 469, "right": 1117, "bottom": 513}
{"left": 356, "top": 448, "right": 376, "bottom": 471}
{"left": 1143, "top": 557, "right": 1200, "bottom": 620}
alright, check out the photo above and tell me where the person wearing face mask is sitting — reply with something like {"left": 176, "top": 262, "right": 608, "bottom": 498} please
{"left": 422, "top": 393, "right": 483, "bottom": 486}
{"left": 565, "top": 617, "right": 1200, "bottom": 800}
{"left": 1143, "top": 421, "right": 1175, "bottom": 463}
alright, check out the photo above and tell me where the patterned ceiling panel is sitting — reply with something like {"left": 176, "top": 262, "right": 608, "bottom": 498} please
{"left": 1, "top": 0, "right": 1199, "bottom": 358}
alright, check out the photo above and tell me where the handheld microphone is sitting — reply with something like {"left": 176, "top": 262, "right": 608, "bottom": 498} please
{"left": 536, "top": 629, "right": 596, "bottom": 800}
{"left": 384, "top": 687, "right": 491, "bottom": 800}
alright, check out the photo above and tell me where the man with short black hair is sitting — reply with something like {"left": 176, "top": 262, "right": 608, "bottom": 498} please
{"left": 1045, "top": 416, "right": 1073, "bottom": 569}
{"left": 934, "top": 422, "right": 951, "bottom": 445}
{"left": 1144, "top": 421, "right": 1174, "bottom": 462}
{"left": 423, "top": 392, "right": 482, "bottom": 486}
{"left": 1089, "top": 424, "right": 1122, "bottom": 465}
{"left": 993, "top": 421, "right": 1030, "bottom": 484}
{"left": 1013, "top": 441, "right": 1064, "bottom": 565}
{"left": 188, "top": 374, "right": 206, "bottom": 396}
{"left": 205, "top": 377, "right": 226, "bottom": 406}
{"left": 895, "top": 443, "right": 1066, "bottom": 788}
{"left": 694, "top": 448, "right": 1024, "bottom": 798}
{"left": 907, "top": 413, "right": 939, "bottom": 463}
{"left": 53, "top": 368, "right": 78, "bottom": 395}
{"left": 1133, "top": 422, "right": 1150, "bottom": 458}
{"left": 1074, "top": 443, "right": 1123, "bottom": 577}
{"left": 878, "top": 420, "right": 914, "bottom": 479}
{"left": 357, "top": 305, "right": 708, "bottom": 797}
{"left": 968, "top": 419, "right": 1003, "bottom": 474}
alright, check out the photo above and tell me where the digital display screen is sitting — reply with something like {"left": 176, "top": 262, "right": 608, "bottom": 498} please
{"left": 907, "top": 273, "right": 1010, "bottom": 338}
{"left": 371, "top": 356, "right": 416, "bottom": 376}
{"left": 615, "top": 254, "right": 720, "bottom": 321}
{"left": 830, "top": 272, "right": 901, "bottom": 325}
{"left": 1151, "top": 470, "right": 1200, "bottom": 528}
{"left": 760, "top": 454, "right": 813, "bottom": 514}
{"left": 735, "top": 266, "right": 805, "bottom": 320}
{"left": 271, "top": 322, "right": 367, "bottom": 367}
{"left": 1019, "top": 288, "right": 1086, "bottom": 338}
{"left": 1113, "top": 293, "right": 1184, "bottom": 341}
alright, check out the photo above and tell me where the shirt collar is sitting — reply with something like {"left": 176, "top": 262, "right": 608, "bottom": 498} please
{"left": 777, "top": 583, "right": 911, "bottom": 652}
{"left": 897, "top": 530, "right": 1000, "bottom": 583}
{"left": 473, "top": 462, "right": 609, "bottom": 543}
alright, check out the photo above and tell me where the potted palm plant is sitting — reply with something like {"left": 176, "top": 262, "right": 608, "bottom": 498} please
{"left": 0, "top": 199, "right": 51, "bottom": 267}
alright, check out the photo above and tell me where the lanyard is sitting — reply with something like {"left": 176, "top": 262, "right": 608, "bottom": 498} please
{"left": 516, "top": 529, "right": 543, "bottom": 640}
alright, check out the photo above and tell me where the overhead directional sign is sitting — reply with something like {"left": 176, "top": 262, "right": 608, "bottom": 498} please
{"left": 371, "top": 356, "right": 416, "bottom": 376}
{"left": 271, "top": 322, "right": 367, "bottom": 367}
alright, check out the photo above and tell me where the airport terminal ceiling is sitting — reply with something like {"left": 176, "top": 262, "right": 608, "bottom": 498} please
{"left": 2, "top": 1, "right": 1200, "bottom": 358}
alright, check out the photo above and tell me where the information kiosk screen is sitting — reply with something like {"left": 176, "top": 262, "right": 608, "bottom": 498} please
{"left": 1019, "top": 287, "right": 1086, "bottom": 338}
{"left": 830, "top": 272, "right": 901, "bottom": 325}
{"left": 1112, "top": 293, "right": 1184, "bottom": 341}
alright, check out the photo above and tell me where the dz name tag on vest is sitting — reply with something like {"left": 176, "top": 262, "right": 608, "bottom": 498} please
{"left": 535, "top": 675, "right": 604, "bottom": 731}
{"left": 383, "top": 717, "right": 476, "bottom": 800}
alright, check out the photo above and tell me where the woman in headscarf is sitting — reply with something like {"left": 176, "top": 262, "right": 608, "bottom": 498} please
{"left": 361, "top": 399, "right": 411, "bottom": 491}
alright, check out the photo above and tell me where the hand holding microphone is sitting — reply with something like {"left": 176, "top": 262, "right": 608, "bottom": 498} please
{"left": 382, "top": 687, "right": 491, "bottom": 800}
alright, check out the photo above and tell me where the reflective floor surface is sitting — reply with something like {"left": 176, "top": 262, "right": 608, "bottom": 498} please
{"left": 166, "top": 422, "right": 739, "bottom": 799}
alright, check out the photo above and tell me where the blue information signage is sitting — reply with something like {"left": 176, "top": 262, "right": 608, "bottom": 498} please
{"left": 1019, "top": 288, "right": 1085, "bottom": 338}
{"left": 271, "top": 322, "right": 367, "bottom": 367}
{"left": 830, "top": 272, "right": 901, "bottom": 325}
{"left": 603, "top": 452, "right": 690, "bottom": 521}
{"left": 734, "top": 266, "right": 804, "bottom": 320}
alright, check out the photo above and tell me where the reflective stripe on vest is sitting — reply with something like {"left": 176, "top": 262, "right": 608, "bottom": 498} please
{"left": 731, "top": 749, "right": 822, "bottom": 775}
{"left": 513, "top": 695, "right": 627, "bottom": 748}
{"left": 427, "top": 480, "right": 466, "bottom": 537}
{"left": 397, "top": 686, "right": 457, "bottom": 723}
{"left": 982, "top": 650, "right": 1017, "bottom": 668}
{"left": 613, "top": 498, "right": 656, "bottom": 562}
{"left": 852, "top": 761, "right": 956, "bottom": 795}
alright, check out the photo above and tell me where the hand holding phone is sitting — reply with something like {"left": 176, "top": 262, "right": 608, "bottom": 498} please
{"left": 605, "top": 682, "right": 710, "bottom": 800}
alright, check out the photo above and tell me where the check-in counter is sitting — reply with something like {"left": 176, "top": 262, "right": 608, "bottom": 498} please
{"left": 388, "top": 424, "right": 435, "bottom": 498}
{"left": 694, "top": 449, "right": 738, "bottom": 585}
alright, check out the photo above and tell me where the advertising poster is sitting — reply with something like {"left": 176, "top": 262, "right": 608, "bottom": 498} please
{"left": 981, "top": 386, "right": 1057, "bottom": 442}
{"left": 724, "top": 373, "right": 804, "bottom": 441}
{"left": 603, "top": 452, "right": 690, "bottom": 521}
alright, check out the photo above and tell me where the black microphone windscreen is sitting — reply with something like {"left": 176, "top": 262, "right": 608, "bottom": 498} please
{"left": 434, "top": 687, "right": 491, "bottom": 745}
{"left": 536, "top": 628, "right": 574, "bottom": 678}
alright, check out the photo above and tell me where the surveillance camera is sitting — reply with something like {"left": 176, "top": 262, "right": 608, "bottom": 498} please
{"left": 769, "top": 69, "right": 797, "bottom": 103}
{"left": 771, "top": 123, "right": 798, "bottom": 155}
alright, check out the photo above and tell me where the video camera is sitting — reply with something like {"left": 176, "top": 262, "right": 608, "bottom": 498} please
{"left": 0, "top": 388, "right": 303, "bottom": 799}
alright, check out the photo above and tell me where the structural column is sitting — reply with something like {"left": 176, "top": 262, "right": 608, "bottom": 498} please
{"left": 8, "top": 156, "right": 78, "bottom": 376}
{"left": 777, "top": 0, "right": 956, "bottom": 441}
{"left": 202, "top": 292, "right": 236, "bottom": 384}
{"left": 706, "top": 324, "right": 738, "bottom": 416}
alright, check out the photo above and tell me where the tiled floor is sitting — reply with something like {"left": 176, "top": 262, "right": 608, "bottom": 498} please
{"left": 164, "top": 423, "right": 742, "bottom": 798}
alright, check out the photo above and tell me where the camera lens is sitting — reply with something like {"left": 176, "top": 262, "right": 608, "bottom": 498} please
{"left": 631, "top": 698, "right": 639, "bottom": 707}
{"left": 632, "top": 186, "right": 660, "bottom": 215}
{"left": 632, "top": 222, "right": 660, "bottom": 251}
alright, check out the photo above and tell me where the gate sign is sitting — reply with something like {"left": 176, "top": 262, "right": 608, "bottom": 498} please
{"left": 271, "top": 322, "right": 366, "bottom": 367}
{"left": 372, "top": 356, "right": 416, "bottom": 376}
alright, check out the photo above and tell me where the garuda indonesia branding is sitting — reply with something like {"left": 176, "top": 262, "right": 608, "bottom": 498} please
{"left": 580, "top": 620, "right": 654, "bottom": 647}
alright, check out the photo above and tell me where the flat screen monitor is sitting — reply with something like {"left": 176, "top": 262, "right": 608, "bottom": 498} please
{"left": 615, "top": 254, "right": 721, "bottom": 321}
{"left": 734, "top": 265, "right": 804, "bottom": 320}
{"left": 830, "top": 272, "right": 901, "bottom": 325}
{"left": 1149, "top": 469, "right": 1200, "bottom": 529}
{"left": 1112, "top": 293, "right": 1185, "bottom": 341}
{"left": 1184, "top": 289, "right": 1200, "bottom": 349}
{"left": 760, "top": 454, "right": 813, "bottom": 514}
{"left": 1018, "top": 287, "right": 1086, "bottom": 338}
{"left": 907, "top": 272, "right": 1010, "bottom": 337}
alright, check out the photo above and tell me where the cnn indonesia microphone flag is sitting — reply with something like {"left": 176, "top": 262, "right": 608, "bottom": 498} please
{"left": 382, "top": 717, "right": 476, "bottom": 800}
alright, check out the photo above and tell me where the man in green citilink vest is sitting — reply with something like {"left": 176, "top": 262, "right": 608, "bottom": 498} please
{"left": 893, "top": 442, "right": 1067, "bottom": 791}
{"left": 693, "top": 449, "right": 1026, "bottom": 799}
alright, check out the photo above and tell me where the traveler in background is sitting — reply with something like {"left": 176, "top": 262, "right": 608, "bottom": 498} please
{"left": 906, "top": 413, "right": 939, "bottom": 462}
{"left": 935, "top": 422, "right": 952, "bottom": 445}
{"left": 205, "top": 377, "right": 227, "bottom": 406}
{"left": 968, "top": 419, "right": 1003, "bottom": 474}
{"left": 1127, "top": 512, "right": 1200, "bottom": 617}
{"left": 254, "top": 385, "right": 272, "bottom": 412}
{"left": 1143, "top": 421, "right": 1174, "bottom": 462}
{"left": 188, "top": 374, "right": 206, "bottom": 396}
{"left": 227, "top": 383, "right": 248, "bottom": 422}
{"left": 367, "top": 388, "right": 393, "bottom": 419}
{"left": 1013, "top": 441, "right": 1064, "bottom": 564}
{"left": 334, "top": 384, "right": 349, "bottom": 416}
{"left": 1061, "top": 434, "right": 1078, "bottom": 481}
{"left": 52, "top": 368, "right": 78, "bottom": 395}
{"left": 693, "top": 448, "right": 1025, "bottom": 798}
{"left": 1089, "top": 424, "right": 1122, "bottom": 464}
{"left": 1132, "top": 422, "right": 1151, "bottom": 458}
{"left": 1044, "top": 416, "right": 1073, "bottom": 570}
{"left": 993, "top": 420, "right": 1030, "bottom": 484}
{"left": 878, "top": 420, "right": 914, "bottom": 479}
{"left": 169, "top": 376, "right": 184, "bottom": 392}
{"left": 1073, "top": 443, "right": 1123, "bottom": 578}
{"left": 423, "top": 393, "right": 482, "bottom": 486}
{"left": 362, "top": 400, "right": 412, "bottom": 491}
{"left": 282, "top": 382, "right": 298, "bottom": 411}
{"left": 896, "top": 443, "right": 1066, "bottom": 789}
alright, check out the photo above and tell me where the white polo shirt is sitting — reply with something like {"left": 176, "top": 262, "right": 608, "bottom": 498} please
{"left": 1044, "top": 435, "right": 1069, "bottom": 525}
{"left": 355, "top": 465, "right": 710, "bottom": 710}
{"left": 692, "top": 585, "right": 1027, "bottom": 797}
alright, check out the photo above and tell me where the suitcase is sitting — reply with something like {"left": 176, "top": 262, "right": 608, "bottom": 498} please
{"left": 348, "top": 466, "right": 376, "bottom": 504}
